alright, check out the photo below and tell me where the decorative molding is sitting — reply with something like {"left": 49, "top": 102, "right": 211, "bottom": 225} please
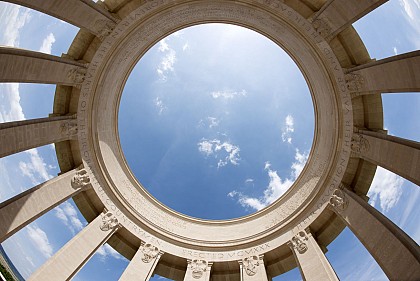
{"left": 330, "top": 189, "right": 348, "bottom": 211}
{"left": 139, "top": 243, "right": 160, "bottom": 263}
{"left": 60, "top": 120, "right": 78, "bottom": 138}
{"left": 71, "top": 169, "right": 90, "bottom": 189}
{"left": 290, "top": 231, "right": 308, "bottom": 254}
{"left": 345, "top": 73, "right": 365, "bottom": 93}
{"left": 312, "top": 18, "right": 332, "bottom": 38}
{"left": 93, "top": 19, "right": 116, "bottom": 41}
{"left": 99, "top": 211, "right": 119, "bottom": 231}
{"left": 67, "top": 67, "right": 87, "bottom": 85}
{"left": 351, "top": 133, "right": 370, "bottom": 155}
{"left": 242, "top": 255, "right": 259, "bottom": 276}
{"left": 190, "top": 259, "right": 207, "bottom": 279}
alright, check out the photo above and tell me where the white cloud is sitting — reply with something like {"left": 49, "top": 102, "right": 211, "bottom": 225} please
{"left": 18, "top": 148, "right": 53, "bottom": 185}
{"left": 154, "top": 97, "right": 166, "bottom": 115}
{"left": 281, "top": 114, "right": 294, "bottom": 144}
{"left": 393, "top": 46, "right": 399, "bottom": 55}
{"left": 27, "top": 225, "right": 53, "bottom": 258}
{"left": 211, "top": 89, "right": 247, "bottom": 100}
{"left": 0, "top": 3, "right": 31, "bottom": 46}
{"left": 229, "top": 149, "right": 308, "bottom": 211}
{"left": 54, "top": 201, "right": 84, "bottom": 235}
{"left": 38, "top": 32, "right": 55, "bottom": 54}
{"left": 399, "top": 0, "right": 420, "bottom": 47}
{"left": 368, "top": 166, "right": 404, "bottom": 212}
{"left": 198, "top": 139, "right": 241, "bottom": 168}
{"left": 182, "top": 42, "right": 190, "bottom": 51}
{"left": 157, "top": 38, "right": 176, "bottom": 81}
{"left": 95, "top": 243, "right": 124, "bottom": 262}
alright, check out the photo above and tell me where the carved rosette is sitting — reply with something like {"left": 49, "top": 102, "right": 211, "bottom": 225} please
{"left": 93, "top": 19, "right": 116, "bottom": 41}
{"left": 330, "top": 189, "right": 348, "bottom": 211}
{"left": 345, "top": 73, "right": 365, "bottom": 93}
{"left": 139, "top": 243, "right": 159, "bottom": 263}
{"left": 190, "top": 259, "right": 207, "bottom": 279}
{"left": 312, "top": 18, "right": 332, "bottom": 38}
{"left": 60, "top": 120, "right": 78, "bottom": 138}
{"left": 71, "top": 169, "right": 90, "bottom": 189}
{"left": 243, "top": 255, "right": 259, "bottom": 276}
{"left": 67, "top": 67, "right": 87, "bottom": 85}
{"left": 290, "top": 231, "right": 308, "bottom": 254}
{"left": 100, "top": 211, "right": 119, "bottom": 231}
{"left": 351, "top": 133, "right": 370, "bottom": 155}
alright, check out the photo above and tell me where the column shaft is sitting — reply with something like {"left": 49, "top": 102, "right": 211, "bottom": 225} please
{"left": 346, "top": 50, "right": 420, "bottom": 95}
{"left": 289, "top": 230, "right": 338, "bottom": 281}
{"left": 0, "top": 47, "right": 87, "bottom": 85}
{"left": 119, "top": 244, "right": 162, "bottom": 281}
{"left": 311, "top": 0, "right": 387, "bottom": 40}
{"left": 0, "top": 116, "right": 77, "bottom": 158}
{"left": 0, "top": 168, "right": 90, "bottom": 242}
{"left": 28, "top": 211, "right": 119, "bottom": 281}
{"left": 4, "top": 0, "right": 117, "bottom": 39}
{"left": 331, "top": 188, "right": 420, "bottom": 280}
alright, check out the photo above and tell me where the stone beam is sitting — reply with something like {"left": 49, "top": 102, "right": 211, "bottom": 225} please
{"left": 288, "top": 230, "right": 339, "bottom": 281}
{"left": 311, "top": 0, "right": 387, "bottom": 40}
{"left": 351, "top": 131, "right": 420, "bottom": 186}
{"left": 346, "top": 51, "right": 420, "bottom": 96}
{"left": 119, "top": 243, "right": 163, "bottom": 281}
{"left": 0, "top": 116, "right": 77, "bottom": 158}
{"left": 0, "top": 47, "right": 87, "bottom": 86}
{"left": 0, "top": 168, "right": 90, "bottom": 242}
{"left": 4, "top": 0, "right": 117, "bottom": 40}
{"left": 330, "top": 188, "right": 420, "bottom": 280}
{"left": 28, "top": 210, "right": 120, "bottom": 281}
{"left": 184, "top": 259, "right": 212, "bottom": 281}
{"left": 239, "top": 255, "right": 269, "bottom": 281}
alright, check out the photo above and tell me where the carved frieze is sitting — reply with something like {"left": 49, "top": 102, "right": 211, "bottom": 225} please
{"left": 345, "top": 73, "right": 365, "bottom": 93}
{"left": 190, "top": 259, "right": 207, "bottom": 279}
{"left": 139, "top": 243, "right": 160, "bottom": 263}
{"left": 60, "top": 120, "right": 78, "bottom": 138}
{"left": 100, "top": 211, "right": 119, "bottom": 231}
{"left": 242, "top": 255, "right": 259, "bottom": 276}
{"left": 71, "top": 169, "right": 90, "bottom": 189}
{"left": 290, "top": 231, "right": 308, "bottom": 254}
{"left": 330, "top": 189, "right": 348, "bottom": 211}
{"left": 351, "top": 133, "right": 370, "bottom": 155}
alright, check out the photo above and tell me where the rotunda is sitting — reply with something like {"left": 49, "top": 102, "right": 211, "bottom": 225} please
{"left": 0, "top": 0, "right": 419, "bottom": 280}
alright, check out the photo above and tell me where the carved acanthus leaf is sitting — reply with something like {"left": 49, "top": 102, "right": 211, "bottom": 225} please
{"left": 243, "top": 255, "right": 259, "bottom": 276}
{"left": 190, "top": 259, "right": 207, "bottom": 279}
{"left": 140, "top": 243, "right": 159, "bottom": 263}
{"left": 100, "top": 211, "right": 119, "bottom": 231}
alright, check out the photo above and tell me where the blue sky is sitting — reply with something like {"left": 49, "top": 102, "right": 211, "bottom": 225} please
{"left": 0, "top": 1, "right": 419, "bottom": 280}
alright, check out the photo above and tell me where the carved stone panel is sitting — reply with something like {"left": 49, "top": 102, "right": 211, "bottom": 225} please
{"left": 345, "top": 73, "right": 366, "bottom": 92}
{"left": 351, "top": 133, "right": 370, "bottom": 155}
{"left": 67, "top": 67, "right": 87, "bottom": 85}
{"left": 60, "top": 120, "right": 78, "bottom": 138}
{"left": 93, "top": 19, "right": 116, "bottom": 41}
{"left": 330, "top": 189, "right": 348, "bottom": 211}
{"left": 312, "top": 18, "right": 332, "bottom": 38}
{"left": 290, "top": 231, "right": 308, "bottom": 254}
{"left": 139, "top": 243, "right": 159, "bottom": 263}
{"left": 100, "top": 211, "right": 119, "bottom": 231}
{"left": 243, "top": 255, "right": 259, "bottom": 276}
{"left": 190, "top": 259, "right": 207, "bottom": 279}
{"left": 71, "top": 169, "right": 90, "bottom": 189}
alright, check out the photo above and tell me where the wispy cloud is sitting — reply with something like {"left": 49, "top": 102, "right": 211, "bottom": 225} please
{"left": 211, "top": 89, "right": 247, "bottom": 100}
{"left": 154, "top": 97, "right": 166, "bottom": 115}
{"left": 199, "top": 116, "right": 220, "bottom": 128}
{"left": 54, "top": 201, "right": 85, "bottom": 235}
{"left": 27, "top": 225, "right": 53, "bottom": 258}
{"left": 95, "top": 244, "right": 124, "bottom": 262}
{"left": 182, "top": 42, "right": 189, "bottom": 51}
{"left": 198, "top": 138, "right": 241, "bottom": 168}
{"left": 19, "top": 148, "right": 53, "bottom": 185}
{"left": 281, "top": 114, "right": 294, "bottom": 144}
{"left": 0, "top": 3, "right": 31, "bottom": 47}
{"left": 398, "top": 0, "right": 420, "bottom": 47}
{"left": 157, "top": 38, "right": 176, "bottom": 81}
{"left": 38, "top": 32, "right": 55, "bottom": 54}
{"left": 229, "top": 149, "right": 308, "bottom": 210}
{"left": 368, "top": 166, "right": 403, "bottom": 213}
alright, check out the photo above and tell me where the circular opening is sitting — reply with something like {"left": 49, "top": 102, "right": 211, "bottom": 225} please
{"left": 118, "top": 24, "right": 314, "bottom": 220}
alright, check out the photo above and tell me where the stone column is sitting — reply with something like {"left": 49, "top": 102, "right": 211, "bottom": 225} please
{"left": 310, "top": 0, "right": 387, "bottom": 40}
{"left": 330, "top": 188, "right": 420, "bottom": 280}
{"left": 288, "top": 230, "right": 339, "bottom": 281}
{"left": 184, "top": 259, "right": 212, "bottom": 281}
{"left": 351, "top": 132, "right": 420, "bottom": 185}
{"left": 0, "top": 47, "right": 87, "bottom": 86}
{"left": 346, "top": 50, "right": 420, "bottom": 95}
{"left": 4, "top": 0, "right": 117, "bottom": 40}
{"left": 239, "top": 255, "right": 269, "bottom": 281}
{"left": 0, "top": 168, "right": 90, "bottom": 242}
{"left": 0, "top": 116, "right": 77, "bottom": 158}
{"left": 119, "top": 243, "right": 163, "bottom": 281}
{"left": 28, "top": 210, "right": 120, "bottom": 281}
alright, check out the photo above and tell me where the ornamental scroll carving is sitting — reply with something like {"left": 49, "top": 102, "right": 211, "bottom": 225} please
{"left": 351, "top": 133, "right": 370, "bottom": 155}
{"left": 290, "top": 231, "right": 308, "bottom": 254}
{"left": 67, "top": 67, "right": 87, "bottom": 85}
{"left": 139, "top": 243, "right": 159, "bottom": 263}
{"left": 190, "top": 259, "right": 207, "bottom": 279}
{"left": 312, "top": 18, "right": 332, "bottom": 38}
{"left": 345, "top": 73, "right": 365, "bottom": 93}
{"left": 100, "top": 211, "right": 119, "bottom": 231}
{"left": 71, "top": 169, "right": 90, "bottom": 189}
{"left": 330, "top": 189, "right": 348, "bottom": 211}
{"left": 60, "top": 120, "right": 78, "bottom": 138}
{"left": 243, "top": 255, "right": 259, "bottom": 276}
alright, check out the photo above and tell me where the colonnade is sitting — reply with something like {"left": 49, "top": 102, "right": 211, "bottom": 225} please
{"left": 0, "top": 0, "right": 419, "bottom": 280}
